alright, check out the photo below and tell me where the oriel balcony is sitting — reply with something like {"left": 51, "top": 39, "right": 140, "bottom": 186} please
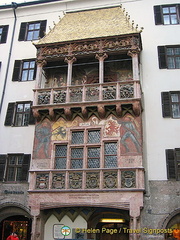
{"left": 32, "top": 55, "right": 142, "bottom": 119}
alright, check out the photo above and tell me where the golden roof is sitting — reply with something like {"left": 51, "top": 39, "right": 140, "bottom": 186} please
{"left": 36, "top": 6, "right": 140, "bottom": 45}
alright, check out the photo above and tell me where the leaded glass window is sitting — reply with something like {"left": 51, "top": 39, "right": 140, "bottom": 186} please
{"left": 88, "top": 130, "right": 100, "bottom": 143}
{"left": 88, "top": 147, "right": 100, "bottom": 168}
{"left": 71, "top": 148, "right": 83, "bottom": 169}
{"left": 55, "top": 145, "right": 67, "bottom": 169}
{"left": 104, "top": 142, "right": 117, "bottom": 168}
{"left": 71, "top": 131, "right": 84, "bottom": 144}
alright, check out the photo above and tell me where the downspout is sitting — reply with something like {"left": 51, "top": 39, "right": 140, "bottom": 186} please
{"left": 0, "top": 2, "right": 18, "bottom": 115}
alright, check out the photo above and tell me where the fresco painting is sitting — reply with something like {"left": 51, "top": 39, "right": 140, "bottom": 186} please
{"left": 33, "top": 114, "right": 141, "bottom": 159}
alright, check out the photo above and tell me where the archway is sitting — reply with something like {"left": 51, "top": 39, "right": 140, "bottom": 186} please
{"left": 0, "top": 204, "right": 32, "bottom": 240}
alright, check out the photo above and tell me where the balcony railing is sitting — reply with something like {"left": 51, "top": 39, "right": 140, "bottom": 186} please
{"left": 29, "top": 167, "right": 144, "bottom": 191}
{"left": 33, "top": 81, "right": 141, "bottom": 106}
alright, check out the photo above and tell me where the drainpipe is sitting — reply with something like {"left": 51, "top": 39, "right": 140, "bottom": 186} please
{"left": 0, "top": 2, "right": 18, "bottom": 115}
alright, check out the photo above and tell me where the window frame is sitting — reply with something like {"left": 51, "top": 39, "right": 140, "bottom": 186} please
{"left": 18, "top": 20, "right": 46, "bottom": 41}
{"left": 12, "top": 59, "right": 37, "bottom": 82}
{"left": 154, "top": 4, "right": 180, "bottom": 25}
{"left": 158, "top": 45, "right": 180, "bottom": 69}
{"left": 4, "top": 101, "right": 35, "bottom": 127}
{"left": 0, "top": 154, "right": 30, "bottom": 182}
{"left": 161, "top": 91, "right": 180, "bottom": 119}
{"left": 54, "top": 128, "right": 119, "bottom": 170}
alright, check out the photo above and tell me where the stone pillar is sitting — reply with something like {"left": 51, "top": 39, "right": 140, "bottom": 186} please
{"left": 31, "top": 208, "right": 41, "bottom": 240}
{"left": 35, "top": 59, "right": 47, "bottom": 88}
{"left": 64, "top": 56, "right": 76, "bottom": 86}
{"left": 95, "top": 53, "right": 108, "bottom": 83}
{"left": 128, "top": 50, "right": 140, "bottom": 81}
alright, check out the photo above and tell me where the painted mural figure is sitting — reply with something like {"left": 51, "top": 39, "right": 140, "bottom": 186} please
{"left": 34, "top": 122, "right": 52, "bottom": 158}
{"left": 121, "top": 116, "right": 141, "bottom": 153}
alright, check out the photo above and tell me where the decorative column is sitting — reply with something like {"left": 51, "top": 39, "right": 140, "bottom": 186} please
{"left": 35, "top": 59, "right": 47, "bottom": 88}
{"left": 95, "top": 53, "right": 108, "bottom": 84}
{"left": 128, "top": 50, "right": 140, "bottom": 81}
{"left": 64, "top": 56, "right": 76, "bottom": 86}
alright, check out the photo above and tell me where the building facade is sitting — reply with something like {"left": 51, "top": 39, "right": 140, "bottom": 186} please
{"left": 0, "top": 0, "right": 179, "bottom": 240}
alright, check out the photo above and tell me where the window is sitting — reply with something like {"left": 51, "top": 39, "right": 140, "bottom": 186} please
{"left": 0, "top": 25, "right": 9, "bottom": 43}
{"left": 12, "top": 59, "right": 37, "bottom": 81}
{"left": 4, "top": 102, "right": 35, "bottom": 126}
{"left": 55, "top": 129, "right": 118, "bottom": 169}
{"left": 161, "top": 92, "right": 180, "bottom": 118}
{"left": 154, "top": 5, "right": 180, "bottom": 25}
{"left": 166, "top": 149, "right": 180, "bottom": 180}
{"left": 158, "top": 46, "right": 180, "bottom": 69}
{"left": 0, "top": 154, "right": 30, "bottom": 182}
{"left": 18, "top": 20, "right": 46, "bottom": 41}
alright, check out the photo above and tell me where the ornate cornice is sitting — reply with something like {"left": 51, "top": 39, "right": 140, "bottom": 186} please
{"left": 37, "top": 35, "right": 141, "bottom": 61}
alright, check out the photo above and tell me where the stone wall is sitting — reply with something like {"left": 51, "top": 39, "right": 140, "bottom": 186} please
{"left": 140, "top": 180, "right": 180, "bottom": 240}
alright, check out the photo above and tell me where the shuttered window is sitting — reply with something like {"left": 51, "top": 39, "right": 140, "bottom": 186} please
{"left": 4, "top": 102, "right": 35, "bottom": 126}
{"left": 18, "top": 20, "right": 46, "bottom": 41}
{"left": 12, "top": 59, "right": 37, "bottom": 82}
{"left": 0, "top": 154, "right": 30, "bottom": 182}
{"left": 162, "top": 92, "right": 180, "bottom": 118}
{"left": 154, "top": 5, "right": 180, "bottom": 25}
{"left": 0, "top": 25, "right": 9, "bottom": 43}
{"left": 166, "top": 149, "right": 180, "bottom": 180}
{"left": 158, "top": 46, "right": 180, "bottom": 69}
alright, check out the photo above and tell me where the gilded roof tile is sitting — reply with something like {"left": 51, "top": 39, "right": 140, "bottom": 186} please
{"left": 36, "top": 6, "right": 139, "bottom": 45}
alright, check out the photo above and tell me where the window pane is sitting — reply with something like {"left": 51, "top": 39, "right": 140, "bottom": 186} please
{"left": 71, "top": 131, "right": 84, "bottom": 144}
{"left": 166, "top": 48, "right": 174, "bottom": 55}
{"left": 15, "top": 114, "right": 23, "bottom": 126}
{"left": 170, "top": 7, "right": 176, "bottom": 13}
{"left": 28, "top": 24, "right": 35, "bottom": 30}
{"left": 88, "top": 147, "right": 100, "bottom": 168}
{"left": 24, "top": 103, "right": 30, "bottom": 112}
{"left": 28, "top": 70, "right": 34, "bottom": 80}
{"left": 27, "top": 31, "right": 33, "bottom": 41}
{"left": 172, "top": 104, "right": 180, "bottom": 118}
{"left": 30, "top": 61, "right": 35, "bottom": 68}
{"left": 175, "top": 57, "right": 180, "bottom": 68}
{"left": 23, "top": 62, "right": 29, "bottom": 69}
{"left": 71, "top": 148, "right": 83, "bottom": 169}
{"left": 88, "top": 130, "right": 100, "bottom": 143}
{"left": 104, "top": 142, "right": 117, "bottom": 168}
{"left": 171, "top": 94, "right": 179, "bottom": 102}
{"left": 22, "top": 70, "right": 28, "bottom": 81}
{"left": 22, "top": 113, "right": 29, "bottom": 126}
{"left": 9, "top": 156, "right": 16, "bottom": 164}
{"left": 33, "top": 30, "right": 39, "bottom": 40}
{"left": 35, "top": 23, "right": 40, "bottom": 29}
{"left": 163, "top": 15, "right": 170, "bottom": 24}
{"left": 162, "top": 7, "right": 169, "bottom": 14}
{"left": 171, "top": 15, "right": 178, "bottom": 24}
{"left": 0, "top": 28, "right": 2, "bottom": 34}
{"left": 17, "top": 104, "right": 23, "bottom": 112}
{"left": 167, "top": 57, "right": 175, "bottom": 69}
{"left": 174, "top": 48, "right": 180, "bottom": 55}
{"left": 7, "top": 167, "right": 15, "bottom": 181}
{"left": 16, "top": 168, "right": 22, "bottom": 181}
{"left": 17, "top": 156, "right": 23, "bottom": 164}
{"left": 55, "top": 145, "right": 67, "bottom": 169}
